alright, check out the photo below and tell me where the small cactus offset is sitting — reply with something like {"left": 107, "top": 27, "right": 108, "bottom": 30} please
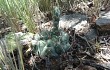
{"left": 33, "top": 6, "right": 71, "bottom": 58}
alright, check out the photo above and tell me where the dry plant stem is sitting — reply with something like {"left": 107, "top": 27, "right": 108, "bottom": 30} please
{"left": 11, "top": 51, "right": 18, "bottom": 70}
{"left": 78, "top": 35, "right": 94, "bottom": 54}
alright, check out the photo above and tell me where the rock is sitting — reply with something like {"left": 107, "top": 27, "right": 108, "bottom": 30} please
{"left": 100, "top": 62, "right": 110, "bottom": 69}
{"left": 96, "top": 11, "right": 110, "bottom": 31}
{"left": 59, "top": 13, "right": 90, "bottom": 35}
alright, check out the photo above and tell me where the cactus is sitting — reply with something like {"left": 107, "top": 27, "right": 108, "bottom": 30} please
{"left": 33, "top": 6, "right": 71, "bottom": 58}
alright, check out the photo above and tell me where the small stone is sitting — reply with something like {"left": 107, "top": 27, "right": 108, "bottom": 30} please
{"left": 59, "top": 13, "right": 89, "bottom": 35}
{"left": 96, "top": 11, "right": 110, "bottom": 31}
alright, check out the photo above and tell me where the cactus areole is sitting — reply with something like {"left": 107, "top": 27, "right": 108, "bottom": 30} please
{"left": 33, "top": 6, "right": 71, "bottom": 58}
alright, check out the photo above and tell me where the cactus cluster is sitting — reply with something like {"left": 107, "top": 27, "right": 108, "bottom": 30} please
{"left": 33, "top": 28, "right": 71, "bottom": 58}
{"left": 33, "top": 6, "right": 71, "bottom": 58}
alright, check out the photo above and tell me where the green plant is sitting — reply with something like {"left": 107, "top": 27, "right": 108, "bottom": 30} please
{"left": 33, "top": 6, "right": 71, "bottom": 58}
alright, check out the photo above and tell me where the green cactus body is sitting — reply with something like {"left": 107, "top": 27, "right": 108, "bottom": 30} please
{"left": 33, "top": 6, "right": 71, "bottom": 58}
{"left": 33, "top": 29, "right": 71, "bottom": 58}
